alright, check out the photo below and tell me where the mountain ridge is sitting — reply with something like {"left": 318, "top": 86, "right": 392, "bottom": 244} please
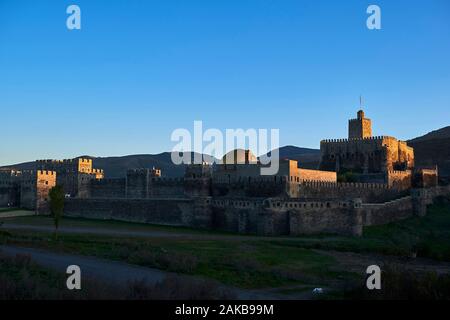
{"left": 2, "top": 125, "right": 450, "bottom": 180}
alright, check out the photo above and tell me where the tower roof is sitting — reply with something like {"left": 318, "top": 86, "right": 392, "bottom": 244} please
{"left": 222, "top": 149, "right": 257, "bottom": 164}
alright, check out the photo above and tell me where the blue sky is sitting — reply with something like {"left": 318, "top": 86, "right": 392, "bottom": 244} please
{"left": 1, "top": 0, "right": 449, "bottom": 165}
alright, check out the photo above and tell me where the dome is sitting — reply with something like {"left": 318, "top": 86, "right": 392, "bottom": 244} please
{"left": 222, "top": 149, "right": 257, "bottom": 164}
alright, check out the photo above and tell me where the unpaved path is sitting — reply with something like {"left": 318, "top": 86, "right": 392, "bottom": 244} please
{"left": 0, "top": 245, "right": 315, "bottom": 300}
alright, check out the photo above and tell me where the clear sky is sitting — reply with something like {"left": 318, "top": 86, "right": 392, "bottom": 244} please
{"left": 1, "top": 0, "right": 449, "bottom": 165}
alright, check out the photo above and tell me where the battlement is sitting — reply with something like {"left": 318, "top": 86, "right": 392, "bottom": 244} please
{"left": 127, "top": 168, "right": 161, "bottom": 176}
{"left": 211, "top": 198, "right": 262, "bottom": 209}
{"left": 37, "top": 158, "right": 91, "bottom": 164}
{"left": 150, "top": 177, "right": 184, "bottom": 183}
{"left": 263, "top": 198, "right": 356, "bottom": 210}
{"left": 91, "top": 178, "right": 122, "bottom": 185}
{"left": 321, "top": 136, "right": 394, "bottom": 144}
{"left": 387, "top": 169, "right": 412, "bottom": 176}
{"left": 213, "top": 175, "right": 289, "bottom": 184}
{"left": 36, "top": 159, "right": 64, "bottom": 164}
{"left": 299, "top": 180, "right": 389, "bottom": 189}
{"left": 37, "top": 170, "right": 56, "bottom": 176}
{"left": 21, "top": 170, "right": 56, "bottom": 178}
{"left": 362, "top": 195, "right": 412, "bottom": 208}
{"left": 0, "top": 169, "right": 22, "bottom": 181}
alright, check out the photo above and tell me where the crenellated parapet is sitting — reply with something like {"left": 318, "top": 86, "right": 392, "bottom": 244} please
{"left": 299, "top": 180, "right": 389, "bottom": 189}
{"left": 320, "top": 135, "right": 392, "bottom": 144}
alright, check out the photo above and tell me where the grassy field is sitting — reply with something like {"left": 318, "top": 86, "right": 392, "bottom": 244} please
{"left": 1, "top": 203, "right": 450, "bottom": 295}
{"left": 2, "top": 214, "right": 240, "bottom": 236}
{"left": 269, "top": 203, "right": 450, "bottom": 262}
{"left": 0, "top": 208, "right": 21, "bottom": 213}
{"left": 0, "top": 229, "right": 346, "bottom": 289}
{"left": 0, "top": 251, "right": 232, "bottom": 300}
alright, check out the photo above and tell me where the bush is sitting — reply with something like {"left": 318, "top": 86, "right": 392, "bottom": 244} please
{"left": 0, "top": 252, "right": 232, "bottom": 300}
{"left": 128, "top": 249, "right": 199, "bottom": 273}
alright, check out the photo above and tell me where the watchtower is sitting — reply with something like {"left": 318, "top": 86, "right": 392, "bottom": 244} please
{"left": 348, "top": 110, "right": 372, "bottom": 139}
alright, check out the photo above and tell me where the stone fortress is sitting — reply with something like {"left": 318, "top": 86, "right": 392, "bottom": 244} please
{"left": 1, "top": 110, "right": 447, "bottom": 236}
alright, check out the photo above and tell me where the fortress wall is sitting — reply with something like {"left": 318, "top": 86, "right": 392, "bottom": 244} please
{"left": 18, "top": 170, "right": 56, "bottom": 213}
{"left": 298, "top": 181, "right": 405, "bottom": 203}
{"left": 319, "top": 137, "right": 386, "bottom": 172}
{"left": 212, "top": 180, "right": 287, "bottom": 198}
{"left": 0, "top": 185, "right": 18, "bottom": 207}
{"left": 64, "top": 198, "right": 200, "bottom": 227}
{"left": 212, "top": 207, "right": 262, "bottom": 234}
{"left": 90, "top": 178, "right": 126, "bottom": 198}
{"left": 56, "top": 172, "right": 77, "bottom": 197}
{"left": 62, "top": 186, "right": 450, "bottom": 237}
{"left": 298, "top": 168, "right": 337, "bottom": 182}
{"left": 35, "top": 171, "right": 56, "bottom": 213}
{"left": 20, "top": 181, "right": 35, "bottom": 210}
{"left": 63, "top": 196, "right": 215, "bottom": 231}
{"left": 76, "top": 173, "right": 96, "bottom": 198}
{"left": 289, "top": 206, "right": 362, "bottom": 236}
{"left": 211, "top": 199, "right": 289, "bottom": 235}
{"left": 387, "top": 170, "right": 412, "bottom": 190}
{"left": 398, "top": 141, "right": 415, "bottom": 168}
{"left": 148, "top": 178, "right": 185, "bottom": 197}
{"left": 413, "top": 168, "right": 439, "bottom": 188}
{"left": 125, "top": 170, "right": 149, "bottom": 198}
{"left": 361, "top": 196, "right": 414, "bottom": 226}
{"left": 184, "top": 178, "right": 211, "bottom": 197}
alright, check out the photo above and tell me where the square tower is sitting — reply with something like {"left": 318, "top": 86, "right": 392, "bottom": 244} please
{"left": 348, "top": 110, "right": 372, "bottom": 139}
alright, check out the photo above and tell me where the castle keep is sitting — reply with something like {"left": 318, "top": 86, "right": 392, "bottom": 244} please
{"left": 320, "top": 110, "right": 415, "bottom": 190}
{"left": 1, "top": 110, "right": 445, "bottom": 237}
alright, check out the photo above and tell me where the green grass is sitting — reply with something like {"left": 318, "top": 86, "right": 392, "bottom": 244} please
{"left": 268, "top": 204, "right": 450, "bottom": 261}
{"left": 0, "top": 228, "right": 345, "bottom": 289}
{"left": 2, "top": 203, "right": 450, "bottom": 292}
{"left": 0, "top": 208, "right": 21, "bottom": 213}
{"left": 1, "top": 215, "right": 244, "bottom": 236}
{"left": 0, "top": 252, "right": 122, "bottom": 299}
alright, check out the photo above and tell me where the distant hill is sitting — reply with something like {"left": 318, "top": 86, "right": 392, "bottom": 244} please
{"left": 408, "top": 127, "right": 450, "bottom": 180}
{"left": 409, "top": 126, "right": 450, "bottom": 143}
{"left": 1, "top": 146, "right": 321, "bottom": 178}
{"left": 270, "top": 145, "right": 320, "bottom": 169}
{"left": 1, "top": 152, "right": 216, "bottom": 179}
{"left": 4, "top": 132, "right": 449, "bottom": 181}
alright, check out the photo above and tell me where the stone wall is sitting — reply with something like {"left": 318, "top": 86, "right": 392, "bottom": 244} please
{"left": 361, "top": 196, "right": 414, "bottom": 226}
{"left": 20, "top": 170, "right": 56, "bottom": 213}
{"left": 298, "top": 168, "right": 337, "bottom": 182}
{"left": 0, "top": 184, "right": 19, "bottom": 207}
{"left": 297, "top": 181, "right": 405, "bottom": 203}
{"left": 212, "top": 180, "right": 288, "bottom": 198}
{"left": 319, "top": 136, "right": 414, "bottom": 174}
{"left": 61, "top": 185, "right": 450, "bottom": 237}
{"left": 148, "top": 178, "right": 185, "bottom": 197}
{"left": 290, "top": 204, "right": 362, "bottom": 236}
{"left": 64, "top": 197, "right": 209, "bottom": 228}
{"left": 387, "top": 170, "right": 412, "bottom": 190}
{"left": 89, "top": 178, "right": 126, "bottom": 198}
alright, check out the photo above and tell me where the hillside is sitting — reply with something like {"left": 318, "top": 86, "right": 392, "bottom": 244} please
{"left": 408, "top": 126, "right": 450, "bottom": 181}
{"left": 270, "top": 145, "right": 320, "bottom": 169}
{"left": 3, "top": 132, "right": 449, "bottom": 181}
{"left": 409, "top": 126, "right": 450, "bottom": 143}
{"left": 2, "top": 152, "right": 216, "bottom": 178}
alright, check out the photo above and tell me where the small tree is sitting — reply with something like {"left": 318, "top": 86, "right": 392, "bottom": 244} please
{"left": 49, "top": 185, "right": 64, "bottom": 239}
